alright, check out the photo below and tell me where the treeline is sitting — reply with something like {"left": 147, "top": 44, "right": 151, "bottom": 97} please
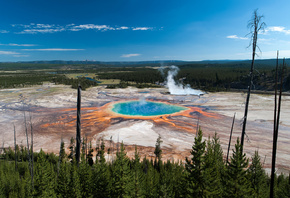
{"left": 97, "top": 65, "right": 290, "bottom": 92}
{"left": 0, "top": 73, "right": 54, "bottom": 89}
{"left": 106, "top": 81, "right": 161, "bottom": 89}
{"left": 0, "top": 73, "right": 98, "bottom": 90}
{"left": 1, "top": 130, "right": 289, "bottom": 197}
{"left": 98, "top": 68, "right": 163, "bottom": 84}
{"left": 1, "top": 63, "right": 290, "bottom": 91}
{"left": 52, "top": 75, "right": 98, "bottom": 90}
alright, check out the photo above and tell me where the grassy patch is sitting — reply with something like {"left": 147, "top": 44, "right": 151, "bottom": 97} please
{"left": 98, "top": 79, "right": 121, "bottom": 85}
{"left": 65, "top": 73, "right": 97, "bottom": 79}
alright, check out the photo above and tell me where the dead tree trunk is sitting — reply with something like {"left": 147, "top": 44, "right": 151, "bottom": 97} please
{"left": 23, "top": 111, "right": 32, "bottom": 174}
{"left": 13, "top": 124, "right": 17, "bottom": 171}
{"left": 57, "top": 138, "right": 64, "bottom": 177}
{"left": 30, "top": 113, "right": 34, "bottom": 191}
{"left": 226, "top": 113, "right": 236, "bottom": 164}
{"left": 85, "top": 136, "right": 88, "bottom": 162}
{"left": 76, "top": 85, "right": 81, "bottom": 164}
{"left": 270, "top": 58, "right": 285, "bottom": 198}
{"left": 241, "top": 9, "right": 266, "bottom": 153}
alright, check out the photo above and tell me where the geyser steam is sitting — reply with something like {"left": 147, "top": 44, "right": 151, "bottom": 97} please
{"left": 161, "top": 65, "right": 204, "bottom": 96}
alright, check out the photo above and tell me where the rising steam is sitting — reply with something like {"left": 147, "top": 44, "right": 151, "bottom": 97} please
{"left": 160, "top": 65, "right": 204, "bottom": 96}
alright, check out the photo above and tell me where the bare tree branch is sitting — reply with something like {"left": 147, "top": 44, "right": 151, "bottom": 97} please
{"left": 241, "top": 9, "right": 266, "bottom": 153}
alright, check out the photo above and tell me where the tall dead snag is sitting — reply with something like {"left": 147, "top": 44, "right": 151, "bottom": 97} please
{"left": 24, "top": 111, "right": 31, "bottom": 166}
{"left": 76, "top": 85, "right": 82, "bottom": 164}
{"left": 19, "top": 94, "right": 32, "bottom": 173}
{"left": 85, "top": 137, "right": 88, "bottom": 162}
{"left": 13, "top": 124, "right": 17, "bottom": 171}
{"left": 226, "top": 113, "right": 236, "bottom": 164}
{"left": 241, "top": 9, "right": 266, "bottom": 153}
{"left": 270, "top": 57, "right": 285, "bottom": 198}
{"left": 30, "top": 113, "right": 34, "bottom": 191}
{"left": 58, "top": 137, "right": 64, "bottom": 177}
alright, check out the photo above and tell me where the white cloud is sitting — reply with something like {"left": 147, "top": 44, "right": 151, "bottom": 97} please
{"left": 18, "top": 28, "right": 65, "bottom": 34}
{"left": 69, "top": 28, "right": 82, "bottom": 32}
{"left": 0, "top": 50, "right": 20, "bottom": 55}
{"left": 0, "top": 50, "right": 29, "bottom": 57}
{"left": 266, "top": 26, "right": 290, "bottom": 35}
{"left": 13, "top": 23, "right": 65, "bottom": 34}
{"left": 71, "top": 24, "right": 116, "bottom": 31}
{"left": 13, "top": 54, "right": 30, "bottom": 57}
{"left": 35, "top": 24, "right": 54, "bottom": 29}
{"left": 226, "top": 35, "right": 248, "bottom": 40}
{"left": 0, "top": 43, "right": 37, "bottom": 47}
{"left": 132, "top": 27, "right": 152, "bottom": 31}
{"left": 12, "top": 23, "right": 155, "bottom": 34}
{"left": 227, "top": 35, "right": 238, "bottom": 39}
{"left": 116, "top": 26, "right": 129, "bottom": 30}
{"left": 0, "top": 30, "right": 9, "bottom": 33}
{"left": 21, "top": 48, "right": 84, "bottom": 51}
{"left": 121, "top": 53, "right": 141, "bottom": 58}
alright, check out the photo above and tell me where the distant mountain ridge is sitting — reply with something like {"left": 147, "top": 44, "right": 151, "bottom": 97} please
{"left": 14, "top": 60, "right": 186, "bottom": 65}
{"left": 1, "top": 58, "right": 289, "bottom": 71}
{"left": 12, "top": 58, "right": 290, "bottom": 66}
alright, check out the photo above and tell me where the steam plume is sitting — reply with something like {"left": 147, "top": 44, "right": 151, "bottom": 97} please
{"left": 162, "top": 65, "right": 204, "bottom": 96}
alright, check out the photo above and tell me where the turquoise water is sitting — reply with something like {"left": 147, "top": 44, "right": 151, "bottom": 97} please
{"left": 112, "top": 100, "right": 187, "bottom": 116}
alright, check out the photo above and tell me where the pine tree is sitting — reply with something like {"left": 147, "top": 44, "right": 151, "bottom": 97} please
{"left": 87, "top": 141, "right": 94, "bottom": 166}
{"left": 92, "top": 162, "right": 111, "bottom": 197}
{"left": 154, "top": 135, "right": 162, "bottom": 161}
{"left": 59, "top": 140, "right": 66, "bottom": 163}
{"left": 59, "top": 141, "right": 67, "bottom": 161}
{"left": 0, "top": 161, "right": 26, "bottom": 197}
{"left": 185, "top": 128, "right": 206, "bottom": 197}
{"left": 142, "top": 157, "right": 159, "bottom": 197}
{"left": 204, "top": 133, "right": 224, "bottom": 197}
{"left": 58, "top": 140, "right": 66, "bottom": 178}
{"left": 111, "top": 143, "right": 133, "bottom": 197}
{"left": 33, "top": 149, "right": 57, "bottom": 197}
{"left": 154, "top": 135, "right": 163, "bottom": 172}
{"left": 68, "top": 137, "right": 75, "bottom": 164}
{"left": 95, "top": 139, "right": 106, "bottom": 164}
{"left": 158, "top": 160, "right": 175, "bottom": 197}
{"left": 68, "top": 164, "right": 82, "bottom": 198}
{"left": 276, "top": 174, "right": 290, "bottom": 197}
{"left": 224, "top": 138, "right": 252, "bottom": 198}
{"left": 78, "top": 159, "right": 93, "bottom": 197}
{"left": 56, "top": 161, "right": 71, "bottom": 197}
{"left": 81, "top": 137, "right": 86, "bottom": 160}
{"left": 92, "top": 140, "right": 111, "bottom": 197}
{"left": 132, "top": 146, "right": 144, "bottom": 197}
{"left": 99, "top": 139, "right": 106, "bottom": 164}
{"left": 248, "top": 151, "right": 268, "bottom": 197}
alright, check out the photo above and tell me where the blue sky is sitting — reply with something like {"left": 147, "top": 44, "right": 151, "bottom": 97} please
{"left": 1, "top": 0, "right": 290, "bottom": 62}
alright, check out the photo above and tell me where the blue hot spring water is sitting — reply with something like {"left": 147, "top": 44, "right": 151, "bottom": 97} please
{"left": 111, "top": 100, "right": 187, "bottom": 116}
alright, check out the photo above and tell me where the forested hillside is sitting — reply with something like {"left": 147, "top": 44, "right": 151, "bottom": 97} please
{"left": 1, "top": 130, "right": 289, "bottom": 197}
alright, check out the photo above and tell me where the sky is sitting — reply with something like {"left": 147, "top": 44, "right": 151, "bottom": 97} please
{"left": 1, "top": 0, "right": 290, "bottom": 62}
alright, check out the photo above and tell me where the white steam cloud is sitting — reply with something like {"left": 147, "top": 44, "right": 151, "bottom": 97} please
{"left": 161, "top": 65, "right": 204, "bottom": 96}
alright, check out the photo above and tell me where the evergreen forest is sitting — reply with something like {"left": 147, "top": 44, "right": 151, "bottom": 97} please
{"left": 1, "top": 130, "right": 289, "bottom": 197}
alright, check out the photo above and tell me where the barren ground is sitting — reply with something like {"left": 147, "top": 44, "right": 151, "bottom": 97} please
{"left": 1, "top": 83, "right": 290, "bottom": 174}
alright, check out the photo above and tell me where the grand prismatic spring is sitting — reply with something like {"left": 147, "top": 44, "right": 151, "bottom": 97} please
{"left": 111, "top": 100, "right": 188, "bottom": 117}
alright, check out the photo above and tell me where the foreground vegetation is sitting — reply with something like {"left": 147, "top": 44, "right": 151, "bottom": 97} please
{"left": 1, "top": 130, "right": 289, "bottom": 197}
